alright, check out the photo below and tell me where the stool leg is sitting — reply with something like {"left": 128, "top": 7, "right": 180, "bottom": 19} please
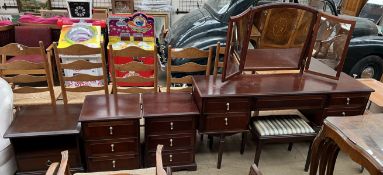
{"left": 240, "top": 132, "right": 247, "bottom": 154}
{"left": 217, "top": 134, "right": 225, "bottom": 169}
{"left": 254, "top": 142, "right": 263, "bottom": 166}
{"left": 288, "top": 143, "right": 293, "bottom": 151}
{"left": 208, "top": 135, "right": 213, "bottom": 150}
{"left": 304, "top": 143, "right": 313, "bottom": 172}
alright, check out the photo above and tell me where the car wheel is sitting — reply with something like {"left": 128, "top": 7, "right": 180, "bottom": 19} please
{"left": 350, "top": 55, "right": 383, "bottom": 80}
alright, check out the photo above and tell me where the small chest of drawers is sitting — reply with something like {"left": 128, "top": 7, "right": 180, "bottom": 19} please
{"left": 142, "top": 93, "right": 199, "bottom": 171}
{"left": 79, "top": 94, "right": 141, "bottom": 172}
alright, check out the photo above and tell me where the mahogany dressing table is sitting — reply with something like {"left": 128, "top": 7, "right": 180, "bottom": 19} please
{"left": 192, "top": 72, "right": 373, "bottom": 168}
{"left": 4, "top": 104, "right": 83, "bottom": 175}
{"left": 142, "top": 93, "right": 199, "bottom": 171}
{"left": 79, "top": 94, "right": 141, "bottom": 172}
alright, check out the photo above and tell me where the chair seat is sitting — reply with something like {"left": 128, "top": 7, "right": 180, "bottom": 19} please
{"left": 74, "top": 167, "right": 155, "bottom": 175}
{"left": 7, "top": 55, "right": 44, "bottom": 63}
{"left": 253, "top": 115, "right": 315, "bottom": 136}
{"left": 65, "top": 85, "right": 112, "bottom": 104}
{"left": 13, "top": 86, "right": 61, "bottom": 106}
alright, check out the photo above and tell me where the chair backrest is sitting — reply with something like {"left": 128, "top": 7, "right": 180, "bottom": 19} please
{"left": 109, "top": 45, "right": 158, "bottom": 94}
{"left": 45, "top": 162, "right": 59, "bottom": 175}
{"left": 340, "top": 0, "right": 367, "bottom": 16}
{"left": 15, "top": 26, "right": 52, "bottom": 48}
{"left": 53, "top": 42, "right": 108, "bottom": 105}
{"left": 249, "top": 164, "right": 263, "bottom": 175}
{"left": 0, "top": 42, "right": 56, "bottom": 106}
{"left": 166, "top": 46, "right": 212, "bottom": 93}
{"left": 57, "top": 150, "right": 71, "bottom": 175}
{"left": 214, "top": 42, "right": 225, "bottom": 78}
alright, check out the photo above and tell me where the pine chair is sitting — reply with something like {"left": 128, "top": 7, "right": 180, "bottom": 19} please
{"left": 108, "top": 45, "right": 158, "bottom": 94}
{"left": 0, "top": 42, "right": 59, "bottom": 107}
{"left": 165, "top": 45, "right": 213, "bottom": 93}
{"left": 249, "top": 164, "right": 263, "bottom": 175}
{"left": 45, "top": 162, "right": 59, "bottom": 175}
{"left": 214, "top": 42, "right": 225, "bottom": 77}
{"left": 53, "top": 42, "right": 109, "bottom": 105}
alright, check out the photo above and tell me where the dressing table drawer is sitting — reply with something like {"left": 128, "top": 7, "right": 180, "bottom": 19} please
{"left": 87, "top": 154, "right": 140, "bottom": 172}
{"left": 83, "top": 120, "right": 138, "bottom": 140}
{"left": 204, "top": 98, "right": 250, "bottom": 113}
{"left": 147, "top": 150, "right": 194, "bottom": 167}
{"left": 325, "top": 107, "right": 365, "bottom": 117}
{"left": 204, "top": 113, "right": 249, "bottom": 132}
{"left": 328, "top": 94, "right": 369, "bottom": 108}
{"left": 85, "top": 138, "right": 138, "bottom": 156}
{"left": 256, "top": 95, "right": 326, "bottom": 110}
{"left": 147, "top": 134, "right": 195, "bottom": 151}
{"left": 146, "top": 116, "right": 195, "bottom": 134}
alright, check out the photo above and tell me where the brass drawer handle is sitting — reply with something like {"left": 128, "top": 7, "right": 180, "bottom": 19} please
{"left": 169, "top": 155, "right": 173, "bottom": 162}
{"left": 225, "top": 118, "right": 228, "bottom": 126}
{"left": 170, "top": 139, "right": 173, "bottom": 147}
{"left": 112, "top": 160, "right": 116, "bottom": 168}
{"left": 346, "top": 98, "right": 350, "bottom": 105}
{"left": 226, "top": 103, "right": 230, "bottom": 111}
{"left": 342, "top": 112, "right": 346, "bottom": 116}
{"left": 111, "top": 144, "right": 115, "bottom": 152}
{"left": 109, "top": 126, "right": 113, "bottom": 135}
{"left": 170, "top": 122, "right": 174, "bottom": 130}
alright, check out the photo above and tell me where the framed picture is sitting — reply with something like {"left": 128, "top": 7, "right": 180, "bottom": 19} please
{"left": 16, "top": 0, "right": 51, "bottom": 13}
{"left": 112, "top": 0, "right": 134, "bottom": 14}
{"left": 147, "top": 12, "right": 169, "bottom": 39}
{"left": 67, "top": 0, "right": 93, "bottom": 20}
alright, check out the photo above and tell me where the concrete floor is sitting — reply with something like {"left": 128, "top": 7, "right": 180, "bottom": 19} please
{"left": 175, "top": 134, "right": 370, "bottom": 175}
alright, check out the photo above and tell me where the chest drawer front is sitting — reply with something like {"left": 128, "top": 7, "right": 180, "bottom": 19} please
{"left": 146, "top": 116, "right": 195, "bottom": 134}
{"left": 147, "top": 150, "right": 194, "bottom": 167}
{"left": 204, "top": 98, "right": 250, "bottom": 113}
{"left": 147, "top": 134, "right": 194, "bottom": 151}
{"left": 328, "top": 94, "right": 369, "bottom": 108}
{"left": 87, "top": 155, "right": 139, "bottom": 172}
{"left": 325, "top": 107, "right": 365, "bottom": 117}
{"left": 204, "top": 113, "right": 249, "bottom": 132}
{"left": 85, "top": 138, "right": 138, "bottom": 156}
{"left": 83, "top": 120, "right": 138, "bottom": 140}
{"left": 17, "top": 153, "right": 81, "bottom": 172}
{"left": 256, "top": 95, "right": 326, "bottom": 110}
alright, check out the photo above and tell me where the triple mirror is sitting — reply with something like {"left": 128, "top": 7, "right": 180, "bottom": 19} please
{"left": 222, "top": 3, "right": 356, "bottom": 81}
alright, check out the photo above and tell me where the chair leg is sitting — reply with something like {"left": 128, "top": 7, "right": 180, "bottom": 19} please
{"left": 200, "top": 134, "right": 204, "bottom": 142}
{"left": 240, "top": 132, "right": 247, "bottom": 154}
{"left": 254, "top": 142, "right": 263, "bottom": 166}
{"left": 360, "top": 166, "right": 364, "bottom": 173}
{"left": 304, "top": 143, "right": 313, "bottom": 172}
{"left": 217, "top": 134, "right": 225, "bottom": 169}
{"left": 288, "top": 143, "right": 293, "bottom": 151}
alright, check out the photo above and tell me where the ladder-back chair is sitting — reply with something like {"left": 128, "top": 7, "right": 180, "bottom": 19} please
{"left": 166, "top": 46, "right": 212, "bottom": 93}
{"left": 0, "top": 42, "right": 58, "bottom": 106}
{"left": 53, "top": 42, "right": 109, "bottom": 105}
{"left": 109, "top": 45, "right": 158, "bottom": 94}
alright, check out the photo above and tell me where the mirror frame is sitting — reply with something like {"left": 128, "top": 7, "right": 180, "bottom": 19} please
{"left": 304, "top": 11, "right": 356, "bottom": 80}
{"left": 222, "top": 3, "right": 321, "bottom": 82}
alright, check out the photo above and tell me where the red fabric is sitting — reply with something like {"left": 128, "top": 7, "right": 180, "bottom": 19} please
{"left": 18, "top": 14, "right": 59, "bottom": 24}
{"left": 7, "top": 55, "right": 44, "bottom": 63}
{"left": 15, "top": 26, "right": 52, "bottom": 48}
{"left": 0, "top": 21, "right": 12, "bottom": 26}
{"left": 111, "top": 56, "right": 155, "bottom": 87}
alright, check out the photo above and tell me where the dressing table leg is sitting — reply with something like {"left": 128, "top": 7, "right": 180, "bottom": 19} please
{"left": 217, "top": 134, "right": 225, "bottom": 169}
{"left": 208, "top": 135, "right": 214, "bottom": 150}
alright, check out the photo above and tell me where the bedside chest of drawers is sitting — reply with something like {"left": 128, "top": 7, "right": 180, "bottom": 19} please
{"left": 4, "top": 105, "right": 83, "bottom": 175}
{"left": 79, "top": 94, "right": 141, "bottom": 172}
{"left": 142, "top": 93, "right": 199, "bottom": 171}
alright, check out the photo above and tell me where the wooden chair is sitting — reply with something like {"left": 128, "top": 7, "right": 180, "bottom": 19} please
{"left": 46, "top": 162, "right": 60, "bottom": 175}
{"left": 166, "top": 45, "right": 212, "bottom": 93}
{"left": 53, "top": 42, "right": 109, "bottom": 105}
{"left": 214, "top": 42, "right": 225, "bottom": 77}
{"left": 249, "top": 164, "right": 263, "bottom": 175}
{"left": 249, "top": 114, "right": 317, "bottom": 171}
{"left": 108, "top": 45, "right": 158, "bottom": 94}
{"left": 56, "top": 145, "right": 171, "bottom": 175}
{"left": 0, "top": 42, "right": 59, "bottom": 106}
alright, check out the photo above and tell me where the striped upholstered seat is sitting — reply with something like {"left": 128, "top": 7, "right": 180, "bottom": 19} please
{"left": 253, "top": 116, "right": 315, "bottom": 136}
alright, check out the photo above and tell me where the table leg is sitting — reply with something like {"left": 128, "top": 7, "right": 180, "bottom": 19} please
{"left": 240, "top": 132, "right": 247, "bottom": 154}
{"left": 319, "top": 140, "right": 333, "bottom": 175}
{"left": 217, "top": 134, "right": 225, "bottom": 169}
{"left": 310, "top": 128, "right": 326, "bottom": 175}
{"left": 326, "top": 142, "right": 340, "bottom": 175}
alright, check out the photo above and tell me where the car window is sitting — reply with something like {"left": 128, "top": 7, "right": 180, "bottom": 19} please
{"left": 205, "top": 0, "right": 232, "bottom": 15}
